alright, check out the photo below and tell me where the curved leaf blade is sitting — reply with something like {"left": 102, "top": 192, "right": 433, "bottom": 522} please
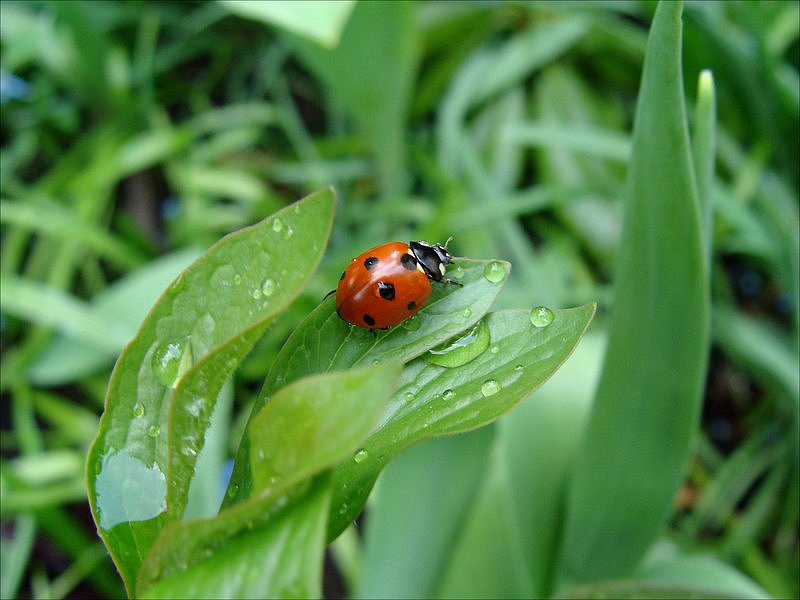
{"left": 143, "top": 475, "right": 332, "bottom": 600}
{"left": 137, "top": 362, "right": 401, "bottom": 596}
{"left": 328, "top": 304, "right": 597, "bottom": 539}
{"left": 560, "top": 1, "right": 710, "bottom": 583}
{"left": 86, "top": 188, "right": 335, "bottom": 595}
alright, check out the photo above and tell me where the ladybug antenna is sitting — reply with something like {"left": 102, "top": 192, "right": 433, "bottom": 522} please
{"left": 443, "top": 235, "right": 454, "bottom": 250}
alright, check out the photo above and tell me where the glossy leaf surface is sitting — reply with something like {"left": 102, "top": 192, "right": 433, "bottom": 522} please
{"left": 86, "top": 188, "right": 335, "bottom": 595}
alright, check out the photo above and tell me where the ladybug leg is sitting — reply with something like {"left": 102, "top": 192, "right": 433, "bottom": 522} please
{"left": 323, "top": 289, "right": 336, "bottom": 301}
{"left": 441, "top": 277, "right": 463, "bottom": 287}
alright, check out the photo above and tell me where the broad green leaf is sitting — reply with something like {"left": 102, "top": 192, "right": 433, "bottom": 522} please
{"left": 143, "top": 475, "right": 332, "bottom": 600}
{"left": 356, "top": 429, "right": 495, "bottom": 599}
{"left": 137, "top": 362, "right": 400, "bottom": 596}
{"left": 224, "top": 258, "right": 511, "bottom": 509}
{"left": 329, "top": 304, "right": 597, "bottom": 540}
{"left": 29, "top": 247, "right": 203, "bottom": 386}
{"left": 86, "top": 188, "right": 335, "bottom": 595}
{"left": 560, "top": 1, "right": 710, "bottom": 583}
{"left": 219, "top": 0, "right": 355, "bottom": 48}
{"left": 435, "top": 332, "right": 605, "bottom": 599}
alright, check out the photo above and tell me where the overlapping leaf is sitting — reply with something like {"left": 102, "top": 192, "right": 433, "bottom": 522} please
{"left": 85, "top": 188, "right": 334, "bottom": 595}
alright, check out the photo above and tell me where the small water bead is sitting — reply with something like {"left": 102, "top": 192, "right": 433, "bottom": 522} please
{"left": 152, "top": 339, "right": 190, "bottom": 387}
{"left": 442, "top": 389, "right": 455, "bottom": 401}
{"left": 451, "top": 265, "right": 465, "bottom": 280}
{"left": 401, "top": 315, "right": 421, "bottom": 331}
{"left": 227, "top": 483, "right": 240, "bottom": 498}
{"left": 481, "top": 379, "right": 501, "bottom": 397}
{"left": 272, "top": 218, "right": 284, "bottom": 233}
{"left": 404, "top": 391, "right": 415, "bottom": 402}
{"left": 261, "top": 278, "right": 276, "bottom": 297}
{"left": 372, "top": 359, "right": 381, "bottom": 366}
{"left": 353, "top": 449, "right": 369, "bottom": 463}
{"left": 490, "top": 345, "right": 500, "bottom": 354}
{"left": 426, "top": 320, "right": 490, "bottom": 368}
{"left": 483, "top": 261, "right": 507, "bottom": 283}
{"left": 530, "top": 306, "right": 555, "bottom": 328}
{"left": 251, "top": 287, "right": 262, "bottom": 300}
{"left": 284, "top": 226, "right": 294, "bottom": 240}
{"left": 233, "top": 274, "right": 242, "bottom": 285}
{"left": 514, "top": 364, "right": 524, "bottom": 372}
{"left": 147, "top": 425, "right": 160, "bottom": 438}
{"left": 462, "top": 308, "right": 472, "bottom": 318}
{"left": 132, "top": 402, "right": 145, "bottom": 418}
{"left": 181, "top": 446, "right": 197, "bottom": 458}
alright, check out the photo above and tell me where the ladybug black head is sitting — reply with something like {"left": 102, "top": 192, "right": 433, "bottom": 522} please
{"left": 409, "top": 238, "right": 454, "bottom": 282}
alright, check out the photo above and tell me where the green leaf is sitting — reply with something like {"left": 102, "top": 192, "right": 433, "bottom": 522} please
{"left": 356, "top": 429, "right": 495, "bottom": 599}
{"left": 634, "top": 542, "right": 771, "bottom": 599}
{"left": 143, "top": 475, "right": 332, "bottom": 600}
{"left": 560, "top": 1, "right": 710, "bottom": 583}
{"left": 691, "top": 69, "right": 717, "bottom": 267}
{"left": 86, "top": 188, "right": 335, "bottom": 596}
{"left": 328, "top": 304, "right": 597, "bottom": 540}
{"left": 224, "top": 258, "right": 511, "bottom": 509}
{"left": 137, "top": 362, "right": 401, "bottom": 596}
{"left": 219, "top": 0, "right": 356, "bottom": 48}
{"left": 434, "top": 332, "right": 606, "bottom": 599}
{"left": 0, "top": 275, "right": 132, "bottom": 353}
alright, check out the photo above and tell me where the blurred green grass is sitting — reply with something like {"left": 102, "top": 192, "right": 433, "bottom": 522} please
{"left": 1, "top": 1, "right": 797, "bottom": 598}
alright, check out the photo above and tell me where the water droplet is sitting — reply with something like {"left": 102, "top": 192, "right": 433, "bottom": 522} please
{"left": 404, "top": 391, "right": 415, "bottom": 402}
{"left": 272, "top": 218, "right": 283, "bottom": 233}
{"left": 490, "top": 345, "right": 499, "bottom": 354}
{"left": 481, "top": 379, "right": 501, "bottom": 397}
{"left": 181, "top": 446, "right": 197, "bottom": 457}
{"left": 451, "top": 265, "right": 465, "bottom": 280}
{"left": 261, "top": 278, "right": 275, "bottom": 297}
{"left": 462, "top": 308, "right": 472, "bottom": 318}
{"left": 372, "top": 359, "right": 380, "bottom": 366}
{"left": 132, "top": 402, "right": 145, "bottom": 418}
{"left": 147, "top": 425, "right": 160, "bottom": 438}
{"left": 152, "top": 339, "right": 191, "bottom": 388}
{"left": 251, "top": 287, "right": 262, "bottom": 300}
{"left": 401, "top": 314, "right": 421, "bottom": 331}
{"left": 530, "top": 306, "right": 554, "bottom": 328}
{"left": 426, "top": 320, "right": 490, "bottom": 368}
{"left": 227, "top": 483, "right": 240, "bottom": 498}
{"left": 442, "top": 389, "right": 455, "bottom": 400}
{"left": 483, "top": 261, "right": 506, "bottom": 283}
{"left": 353, "top": 449, "right": 369, "bottom": 463}
{"left": 94, "top": 449, "right": 166, "bottom": 530}
{"left": 233, "top": 274, "right": 242, "bottom": 285}
{"left": 514, "top": 364, "right": 524, "bottom": 371}
{"left": 284, "top": 226, "right": 294, "bottom": 239}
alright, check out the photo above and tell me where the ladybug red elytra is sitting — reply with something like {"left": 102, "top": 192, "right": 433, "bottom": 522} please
{"left": 334, "top": 239, "right": 461, "bottom": 329}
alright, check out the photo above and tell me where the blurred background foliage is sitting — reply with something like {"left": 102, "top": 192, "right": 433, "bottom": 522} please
{"left": 0, "top": 1, "right": 797, "bottom": 598}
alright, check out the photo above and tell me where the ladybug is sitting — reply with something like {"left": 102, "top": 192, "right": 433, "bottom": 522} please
{"left": 334, "top": 238, "right": 461, "bottom": 329}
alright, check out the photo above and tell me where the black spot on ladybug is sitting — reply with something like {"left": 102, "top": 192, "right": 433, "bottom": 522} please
{"left": 364, "top": 257, "right": 379, "bottom": 270}
{"left": 377, "top": 282, "right": 395, "bottom": 301}
{"left": 400, "top": 254, "right": 417, "bottom": 271}
{"left": 363, "top": 314, "right": 376, "bottom": 326}
{"left": 407, "top": 301, "right": 416, "bottom": 311}
{"left": 339, "top": 271, "right": 345, "bottom": 280}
